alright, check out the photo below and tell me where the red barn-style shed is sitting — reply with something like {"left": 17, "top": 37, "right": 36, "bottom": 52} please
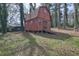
{"left": 24, "top": 6, "right": 51, "bottom": 32}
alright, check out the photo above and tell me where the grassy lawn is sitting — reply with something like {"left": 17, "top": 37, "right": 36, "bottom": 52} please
{"left": 0, "top": 32, "right": 79, "bottom": 56}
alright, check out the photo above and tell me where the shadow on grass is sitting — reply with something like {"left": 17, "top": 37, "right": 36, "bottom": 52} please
{"left": 0, "top": 31, "right": 72, "bottom": 56}
{"left": 0, "top": 32, "right": 48, "bottom": 56}
{"left": 16, "top": 32, "right": 48, "bottom": 56}
{"left": 32, "top": 31, "right": 72, "bottom": 41}
{"left": 21, "top": 31, "right": 72, "bottom": 56}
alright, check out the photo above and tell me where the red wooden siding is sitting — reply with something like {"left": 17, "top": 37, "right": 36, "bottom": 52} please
{"left": 24, "top": 6, "right": 51, "bottom": 32}
{"left": 38, "top": 7, "right": 51, "bottom": 21}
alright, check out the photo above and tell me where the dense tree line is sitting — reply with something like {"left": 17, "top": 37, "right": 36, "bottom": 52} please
{"left": 43, "top": 3, "right": 79, "bottom": 31}
{"left": 0, "top": 3, "right": 79, "bottom": 35}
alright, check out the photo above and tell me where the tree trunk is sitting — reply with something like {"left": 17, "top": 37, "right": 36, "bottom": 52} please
{"left": 63, "top": 3, "right": 68, "bottom": 29}
{"left": 19, "top": 3, "right": 24, "bottom": 31}
{"left": 54, "top": 4, "right": 57, "bottom": 27}
{"left": 29, "top": 3, "right": 36, "bottom": 12}
{"left": 0, "top": 4, "right": 8, "bottom": 34}
{"left": 74, "top": 3, "right": 79, "bottom": 31}
{"left": 57, "top": 3, "right": 61, "bottom": 28}
{"left": 33, "top": 3, "right": 36, "bottom": 11}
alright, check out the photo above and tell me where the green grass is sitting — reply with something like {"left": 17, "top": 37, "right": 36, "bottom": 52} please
{"left": 0, "top": 32, "right": 79, "bottom": 56}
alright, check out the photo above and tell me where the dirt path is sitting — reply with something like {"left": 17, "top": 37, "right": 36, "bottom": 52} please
{"left": 51, "top": 28, "right": 79, "bottom": 37}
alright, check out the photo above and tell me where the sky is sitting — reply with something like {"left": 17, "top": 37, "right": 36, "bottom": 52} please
{"left": 7, "top": 3, "right": 75, "bottom": 26}
{"left": 24, "top": 3, "right": 41, "bottom": 13}
{"left": 24, "top": 3, "right": 74, "bottom": 14}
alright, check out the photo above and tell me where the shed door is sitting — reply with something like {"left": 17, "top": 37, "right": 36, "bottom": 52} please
{"left": 43, "top": 21, "right": 48, "bottom": 31}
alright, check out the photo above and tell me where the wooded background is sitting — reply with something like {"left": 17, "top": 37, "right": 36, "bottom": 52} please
{"left": 0, "top": 3, "right": 79, "bottom": 34}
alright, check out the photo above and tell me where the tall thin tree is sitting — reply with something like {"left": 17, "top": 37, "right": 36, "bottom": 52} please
{"left": 63, "top": 3, "right": 68, "bottom": 29}
{"left": 74, "top": 3, "right": 79, "bottom": 31}
{"left": 54, "top": 3, "right": 57, "bottom": 27}
{"left": 57, "top": 3, "right": 61, "bottom": 28}
{"left": 0, "top": 3, "right": 8, "bottom": 34}
{"left": 19, "top": 3, "right": 24, "bottom": 31}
